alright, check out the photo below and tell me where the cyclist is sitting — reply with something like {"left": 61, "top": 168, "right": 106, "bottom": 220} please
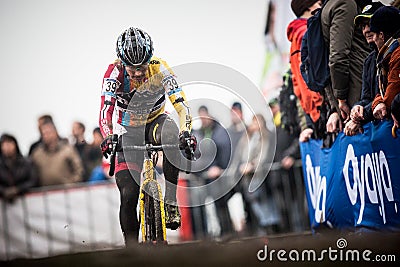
{"left": 99, "top": 27, "right": 196, "bottom": 244}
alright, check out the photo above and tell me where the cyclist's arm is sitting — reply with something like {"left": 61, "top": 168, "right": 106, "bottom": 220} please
{"left": 99, "top": 63, "right": 122, "bottom": 137}
{"left": 160, "top": 61, "right": 192, "bottom": 133}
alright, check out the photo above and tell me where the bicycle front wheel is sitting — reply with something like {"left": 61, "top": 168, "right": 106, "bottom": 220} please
{"left": 142, "top": 180, "right": 166, "bottom": 243}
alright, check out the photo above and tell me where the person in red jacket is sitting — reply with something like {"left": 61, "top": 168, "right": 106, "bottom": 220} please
{"left": 287, "top": 0, "right": 323, "bottom": 142}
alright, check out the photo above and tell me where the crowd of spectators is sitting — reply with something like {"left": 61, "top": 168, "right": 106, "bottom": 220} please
{"left": 0, "top": 115, "right": 111, "bottom": 202}
{"left": 186, "top": 100, "right": 305, "bottom": 239}
{"left": 285, "top": 0, "right": 400, "bottom": 144}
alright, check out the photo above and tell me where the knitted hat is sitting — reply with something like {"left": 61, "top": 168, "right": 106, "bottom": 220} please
{"left": 370, "top": 6, "right": 400, "bottom": 38}
{"left": 354, "top": 2, "right": 385, "bottom": 26}
{"left": 291, "top": 0, "right": 320, "bottom": 17}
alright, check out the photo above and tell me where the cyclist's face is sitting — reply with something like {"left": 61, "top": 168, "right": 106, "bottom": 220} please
{"left": 125, "top": 64, "right": 149, "bottom": 81}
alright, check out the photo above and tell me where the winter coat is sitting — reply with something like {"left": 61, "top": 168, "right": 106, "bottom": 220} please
{"left": 287, "top": 18, "right": 323, "bottom": 123}
{"left": 321, "top": 0, "right": 370, "bottom": 106}
{"left": 356, "top": 48, "right": 380, "bottom": 123}
{"left": 372, "top": 38, "right": 400, "bottom": 112}
{"left": 31, "top": 141, "right": 83, "bottom": 186}
{"left": 0, "top": 155, "right": 38, "bottom": 197}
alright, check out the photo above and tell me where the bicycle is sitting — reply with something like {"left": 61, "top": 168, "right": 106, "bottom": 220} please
{"left": 108, "top": 134, "right": 194, "bottom": 243}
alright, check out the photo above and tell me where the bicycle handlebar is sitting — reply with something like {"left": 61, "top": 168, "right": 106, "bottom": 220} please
{"left": 123, "top": 144, "right": 179, "bottom": 151}
{"left": 108, "top": 135, "right": 193, "bottom": 176}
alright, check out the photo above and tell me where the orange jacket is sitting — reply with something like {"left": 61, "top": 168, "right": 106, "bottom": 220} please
{"left": 287, "top": 18, "right": 323, "bottom": 123}
{"left": 372, "top": 39, "right": 400, "bottom": 113}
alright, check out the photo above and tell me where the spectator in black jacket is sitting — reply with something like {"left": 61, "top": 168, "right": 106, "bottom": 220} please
{"left": 345, "top": 1, "right": 385, "bottom": 136}
{"left": 0, "top": 134, "right": 38, "bottom": 202}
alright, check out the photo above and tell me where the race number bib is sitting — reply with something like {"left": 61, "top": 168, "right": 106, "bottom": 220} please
{"left": 102, "top": 78, "right": 121, "bottom": 94}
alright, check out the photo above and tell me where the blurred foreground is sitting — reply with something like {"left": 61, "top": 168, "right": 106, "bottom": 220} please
{"left": 4, "top": 231, "right": 400, "bottom": 267}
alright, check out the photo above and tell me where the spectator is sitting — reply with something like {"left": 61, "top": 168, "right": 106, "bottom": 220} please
{"left": 237, "top": 114, "right": 280, "bottom": 235}
{"left": 28, "top": 114, "right": 54, "bottom": 156}
{"left": 322, "top": 0, "right": 371, "bottom": 131}
{"left": 268, "top": 98, "right": 281, "bottom": 127}
{"left": 71, "top": 121, "right": 98, "bottom": 181}
{"left": 190, "top": 105, "right": 233, "bottom": 239}
{"left": 227, "top": 102, "right": 247, "bottom": 153}
{"left": 30, "top": 121, "right": 84, "bottom": 186}
{"left": 226, "top": 102, "right": 249, "bottom": 233}
{"left": 345, "top": 1, "right": 385, "bottom": 136}
{"left": 71, "top": 121, "right": 87, "bottom": 159}
{"left": 287, "top": 0, "right": 324, "bottom": 139}
{"left": 88, "top": 158, "right": 112, "bottom": 184}
{"left": 269, "top": 99, "right": 302, "bottom": 232}
{"left": 86, "top": 127, "right": 105, "bottom": 182}
{"left": 370, "top": 6, "right": 400, "bottom": 120}
{"left": 0, "top": 134, "right": 38, "bottom": 202}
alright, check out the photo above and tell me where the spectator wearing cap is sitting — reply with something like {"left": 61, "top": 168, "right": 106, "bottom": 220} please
{"left": 268, "top": 98, "right": 281, "bottom": 127}
{"left": 344, "top": 2, "right": 385, "bottom": 136}
{"left": 321, "top": 0, "right": 371, "bottom": 125}
{"left": 370, "top": 6, "right": 400, "bottom": 121}
{"left": 287, "top": 0, "right": 324, "bottom": 141}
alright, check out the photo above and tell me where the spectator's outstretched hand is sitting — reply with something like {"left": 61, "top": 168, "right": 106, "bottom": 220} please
{"left": 344, "top": 120, "right": 363, "bottom": 136}
{"left": 299, "top": 128, "right": 314, "bottom": 142}
{"left": 350, "top": 105, "right": 364, "bottom": 123}
{"left": 326, "top": 112, "right": 342, "bottom": 133}
{"left": 373, "top": 103, "right": 387, "bottom": 120}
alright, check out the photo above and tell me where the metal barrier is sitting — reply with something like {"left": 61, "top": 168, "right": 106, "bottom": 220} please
{"left": 0, "top": 181, "right": 124, "bottom": 261}
{"left": 1, "top": 162, "right": 309, "bottom": 260}
{"left": 267, "top": 161, "right": 309, "bottom": 233}
{"left": 184, "top": 161, "right": 309, "bottom": 239}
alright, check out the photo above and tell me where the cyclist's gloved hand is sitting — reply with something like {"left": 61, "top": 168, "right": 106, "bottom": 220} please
{"left": 179, "top": 131, "right": 197, "bottom": 158}
{"left": 100, "top": 135, "right": 114, "bottom": 158}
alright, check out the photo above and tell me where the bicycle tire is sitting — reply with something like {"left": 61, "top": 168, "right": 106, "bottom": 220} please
{"left": 143, "top": 180, "right": 165, "bottom": 242}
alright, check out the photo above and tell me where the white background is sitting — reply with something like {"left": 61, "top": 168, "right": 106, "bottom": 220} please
{"left": 0, "top": 0, "right": 271, "bottom": 154}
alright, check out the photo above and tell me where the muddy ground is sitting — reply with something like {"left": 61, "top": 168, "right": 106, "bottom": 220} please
{"left": 3, "top": 231, "right": 400, "bottom": 267}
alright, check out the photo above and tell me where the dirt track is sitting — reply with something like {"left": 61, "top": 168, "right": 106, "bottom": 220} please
{"left": 4, "top": 231, "right": 400, "bottom": 267}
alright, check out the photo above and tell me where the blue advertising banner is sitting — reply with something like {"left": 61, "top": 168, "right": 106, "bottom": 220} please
{"left": 300, "top": 121, "right": 400, "bottom": 230}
